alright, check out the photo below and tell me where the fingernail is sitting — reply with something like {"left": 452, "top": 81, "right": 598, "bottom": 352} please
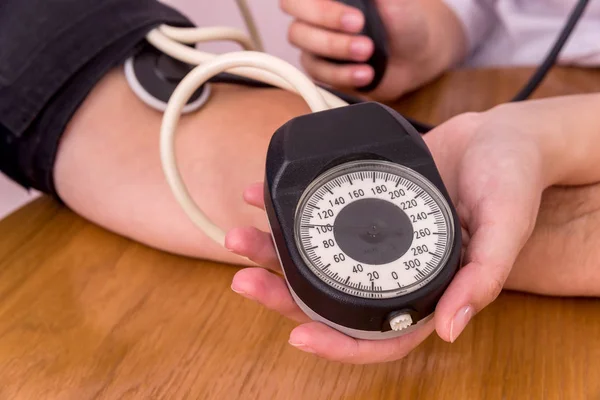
{"left": 450, "top": 305, "right": 474, "bottom": 343}
{"left": 224, "top": 234, "right": 236, "bottom": 252}
{"left": 289, "top": 340, "right": 317, "bottom": 354}
{"left": 231, "top": 285, "right": 255, "bottom": 301}
{"left": 350, "top": 40, "right": 371, "bottom": 58}
{"left": 341, "top": 12, "right": 363, "bottom": 31}
{"left": 352, "top": 69, "right": 372, "bottom": 85}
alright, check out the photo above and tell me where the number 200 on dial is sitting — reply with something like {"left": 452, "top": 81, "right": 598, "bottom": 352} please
{"left": 294, "top": 161, "right": 455, "bottom": 299}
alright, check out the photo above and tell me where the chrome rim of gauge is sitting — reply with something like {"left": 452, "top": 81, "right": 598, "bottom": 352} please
{"left": 294, "top": 160, "right": 455, "bottom": 299}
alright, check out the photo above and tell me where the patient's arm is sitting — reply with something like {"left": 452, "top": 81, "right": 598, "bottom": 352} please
{"left": 54, "top": 68, "right": 309, "bottom": 265}
{"left": 55, "top": 68, "right": 600, "bottom": 297}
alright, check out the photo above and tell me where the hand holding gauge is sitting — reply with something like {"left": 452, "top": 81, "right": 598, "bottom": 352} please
{"left": 229, "top": 111, "right": 547, "bottom": 363}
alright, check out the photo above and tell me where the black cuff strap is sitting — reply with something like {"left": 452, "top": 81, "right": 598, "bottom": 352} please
{"left": 0, "top": 0, "right": 192, "bottom": 196}
{"left": 0, "top": 0, "right": 191, "bottom": 137}
{"left": 27, "top": 31, "right": 165, "bottom": 196}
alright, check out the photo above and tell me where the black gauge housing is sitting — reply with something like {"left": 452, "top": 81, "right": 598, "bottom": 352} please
{"left": 264, "top": 102, "right": 462, "bottom": 333}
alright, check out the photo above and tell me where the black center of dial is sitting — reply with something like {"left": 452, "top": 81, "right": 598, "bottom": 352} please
{"left": 333, "top": 198, "right": 414, "bottom": 265}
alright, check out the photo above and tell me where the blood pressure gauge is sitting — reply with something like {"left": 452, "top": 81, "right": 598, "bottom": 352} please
{"left": 295, "top": 160, "right": 453, "bottom": 299}
{"left": 265, "top": 102, "right": 462, "bottom": 340}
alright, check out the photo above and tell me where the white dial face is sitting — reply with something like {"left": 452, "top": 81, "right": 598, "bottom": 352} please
{"left": 294, "top": 160, "right": 454, "bottom": 299}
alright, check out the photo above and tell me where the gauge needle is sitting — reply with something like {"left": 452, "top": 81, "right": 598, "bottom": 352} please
{"left": 303, "top": 224, "right": 406, "bottom": 236}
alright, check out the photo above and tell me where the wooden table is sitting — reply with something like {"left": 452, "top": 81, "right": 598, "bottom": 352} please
{"left": 1, "top": 68, "right": 600, "bottom": 399}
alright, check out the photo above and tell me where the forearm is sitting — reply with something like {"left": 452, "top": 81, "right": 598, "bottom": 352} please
{"left": 54, "top": 68, "right": 309, "bottom": 265}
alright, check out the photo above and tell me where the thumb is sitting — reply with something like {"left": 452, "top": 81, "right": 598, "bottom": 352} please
{"left": 434, "top": 200, "right": 536, "bottom": 343}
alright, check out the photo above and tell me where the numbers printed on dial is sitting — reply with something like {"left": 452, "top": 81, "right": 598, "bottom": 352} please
{"left": 367, "top": 271, "right": 380, "bottom": 281}
{"left": 323, "top": 239, "right": 335, "bottom": 248}
{"left": 317, "top": 209, "right": 334, "bottom": 220}
{"left": 414, "top": 228, "right": 431, "bottom": 239}
{"left": 328, "top": 197, "right": 346, "bottom": 207}
{"left": 404, "top": 259, "right": 421, "bottom": 270}
{"left": 389, "top": 189, "right": 406, "bottom": 199}
{"left": 353, "top": 264, "right": 364, "bottom": 273}
{"left": 333, "top": 253, "right": 346, "bottom": 263}
{"left": 296, "top": 164, "right": 452, "bottom": 299}
{"left": 400, "top": 199, "right": 418, "bottom": 210}
{"left": 371, "top": 185, "right": 387, "bottom": 195}
{"left": 411, "top": 212, "right": 428, "bottom": 223}
{"left": 412, "top": 245, "right": 429, "bottom": 256}
{"left": 348, "top": 189, "right": 365, "bottom": 199}
{"left": 315, "top": 224, "right": 333, "bottom": 234}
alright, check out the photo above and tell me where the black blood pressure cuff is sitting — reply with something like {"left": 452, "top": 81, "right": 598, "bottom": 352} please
{"left": 0, "top": 0, "right": 193, "bottom": 197}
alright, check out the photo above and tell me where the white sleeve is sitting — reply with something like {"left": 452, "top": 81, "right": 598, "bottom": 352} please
{"left": 442, "top": 0, "right": 499, "bottom": 54}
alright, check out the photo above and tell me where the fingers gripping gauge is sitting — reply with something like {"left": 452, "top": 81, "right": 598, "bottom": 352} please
{"left": 265, "top": 102, "right": 461, "bottom": 340}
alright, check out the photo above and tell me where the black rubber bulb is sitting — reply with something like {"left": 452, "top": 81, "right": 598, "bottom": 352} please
{"left": 328, "top": 0, "right": 389, "bottom": 92}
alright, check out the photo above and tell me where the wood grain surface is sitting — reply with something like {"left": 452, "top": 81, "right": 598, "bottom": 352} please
{"left": 1, "top": 67, "right": 600, "bottom": 400}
